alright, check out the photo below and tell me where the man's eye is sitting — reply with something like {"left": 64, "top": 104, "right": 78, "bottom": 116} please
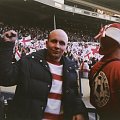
{"left": 50, "top": 39, "right": 65, "bottom": 45}
{"left": 59, "top": 41, "right": 65, "bottom": 45}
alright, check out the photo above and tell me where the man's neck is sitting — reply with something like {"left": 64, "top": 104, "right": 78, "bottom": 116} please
{"left": 46, "top": 56, "right": 61, "bottom": 65}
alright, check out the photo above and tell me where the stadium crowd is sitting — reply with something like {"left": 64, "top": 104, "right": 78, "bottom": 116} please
{"left": 0, "top": 24, "right": 101, "bottom": 78}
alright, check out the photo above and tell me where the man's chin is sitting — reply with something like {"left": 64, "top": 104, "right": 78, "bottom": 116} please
{"left": 99, "top": 48, "right": 111, "bottom": 56}
{"left": 99, "top": 51, "right": 104, "bottom": 55}
{"left": 52, "top": 55, "right": 60, "bottom": 59}
{"left": 52, "top": 53, "right": 61, "bottom": 58}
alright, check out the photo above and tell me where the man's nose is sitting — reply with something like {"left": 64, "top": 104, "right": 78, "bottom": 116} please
{"left": 56, "top": 42, "right": 60, "bottom": 48}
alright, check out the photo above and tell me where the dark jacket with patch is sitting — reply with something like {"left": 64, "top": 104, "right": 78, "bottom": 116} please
{"left": 89, "top": 57, "right": 120, "bottom": 120}
{"left": 0, "top": 42, "right": 88, "bottom": 120}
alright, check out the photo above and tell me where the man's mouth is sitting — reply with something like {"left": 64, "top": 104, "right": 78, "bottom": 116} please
{"left": 52, "top": 50, "right": 60, "bottom": 54}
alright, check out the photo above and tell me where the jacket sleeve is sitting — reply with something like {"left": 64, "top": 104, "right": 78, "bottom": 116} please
{"left": 0, "top": 41, "right": 20, "bottom": 86}
{"left": 73, "top": 70, "right": 89, "bottom": 120}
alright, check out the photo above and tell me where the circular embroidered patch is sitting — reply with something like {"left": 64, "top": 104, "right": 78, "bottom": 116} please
{"left": 93, "top": 71, "right": 110, "bottom": 107}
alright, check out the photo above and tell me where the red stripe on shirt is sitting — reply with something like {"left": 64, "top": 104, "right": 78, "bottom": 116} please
{"left": 52, "top": 73, "right": 62, "bottom": 81}
{"left": 48, "top": 93, "right": 62, "bottom": 100}
{"left": 44, "top": 112, "right": 63, "bottom": 120}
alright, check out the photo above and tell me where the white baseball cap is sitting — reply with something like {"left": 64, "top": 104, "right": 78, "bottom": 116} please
{"left": 94, "top": 23, "right": 120, "bottom": 44}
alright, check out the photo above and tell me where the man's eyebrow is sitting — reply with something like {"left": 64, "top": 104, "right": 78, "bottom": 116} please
{"left": 49, "top": 39, "right": 57, "bottom": 41}
{"left": 49, "top": 39, "right": 66, "bottom": 45}
{"left": 49, "top": 38, "right": 56, "bottom": 40}
{"left": 49, "top": 39, "right": 62, "bottom": 42}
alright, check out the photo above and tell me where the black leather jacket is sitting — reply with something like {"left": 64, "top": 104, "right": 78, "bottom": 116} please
{"left": 0, "top": 42, "right": 88, "bottom": 120}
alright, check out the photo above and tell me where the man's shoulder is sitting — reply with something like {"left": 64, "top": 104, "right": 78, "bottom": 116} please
{"left": 90, "top": 59, "right": 120, "bottom": 75}
{"left": 25, "top": 49, "right": 46, "bottom": 60}
{"left": 63, "top": 56, "right": 78, "bottom": 69}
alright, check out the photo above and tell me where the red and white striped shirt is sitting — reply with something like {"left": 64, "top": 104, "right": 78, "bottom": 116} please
{"left": 43, "top": 60, "right": 63, "bottom": 120}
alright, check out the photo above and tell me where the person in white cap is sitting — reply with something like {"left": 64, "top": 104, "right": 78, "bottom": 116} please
{"left": 89, "top": 23, "right": 120, "bottom": 120}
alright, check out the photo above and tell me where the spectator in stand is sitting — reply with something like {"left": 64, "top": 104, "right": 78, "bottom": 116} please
{"left": 89, "top": 23, "right": 120, "bottom": 120}
{"left": 80, "top": 60, "right": 89, "bottom": 78}
{"left": 89, "top": 57, "right": 97, "bottom": 69}
{"left": 0, "top": 29, "right": 88, "bottom": 120}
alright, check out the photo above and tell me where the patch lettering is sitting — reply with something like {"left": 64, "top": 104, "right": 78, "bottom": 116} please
{"left": 93, "top": 71, "right": 110, "bottom": 107}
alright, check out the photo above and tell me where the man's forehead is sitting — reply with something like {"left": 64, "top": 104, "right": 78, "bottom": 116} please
{"left": 49, "top": 29, "right": 68, "bottom": 41}
{"left": 50, "top": 29, "right": 67, "bottom": 35}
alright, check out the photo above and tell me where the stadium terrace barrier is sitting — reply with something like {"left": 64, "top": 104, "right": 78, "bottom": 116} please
{"left": 34, "top": 0, "right": 120, "bottom": 23}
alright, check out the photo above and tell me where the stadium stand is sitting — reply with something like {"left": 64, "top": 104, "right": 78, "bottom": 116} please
{"left": 0, "top": 0, "right": 119, "bottom": 120}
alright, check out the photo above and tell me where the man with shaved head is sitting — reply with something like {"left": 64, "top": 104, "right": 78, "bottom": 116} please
{"left": 0, "top": 29, "right": 88, "bottom": 120}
